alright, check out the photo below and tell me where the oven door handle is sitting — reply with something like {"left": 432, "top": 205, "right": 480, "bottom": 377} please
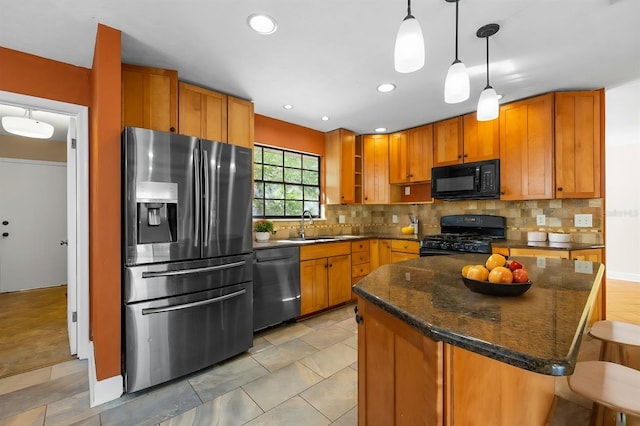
{"left": 141, "top": 260, "right": 247, "bottom": 278}
{"left": 142, "top": 289, "right": 246, "bottom": 315}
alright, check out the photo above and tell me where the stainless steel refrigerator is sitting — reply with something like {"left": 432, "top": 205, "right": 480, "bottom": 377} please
{"left": 122, "top": 127, "right": 253, "bottom": 393}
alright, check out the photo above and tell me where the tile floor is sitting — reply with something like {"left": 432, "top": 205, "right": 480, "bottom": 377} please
{"left": 0, "top": 303, "right": 602, "bottom": 426}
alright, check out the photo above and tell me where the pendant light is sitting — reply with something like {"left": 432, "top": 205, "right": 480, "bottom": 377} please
{"left": 394, "top": 0, "right": 425, "bottom": 73}
{"left": 1, "top": 108, "right": 54, "bottom": 139}
{"left": 476, "top": 23, "right": 500, "bottom": 121}
{"left": 444, "top": 0, "right": 470, "bottom": 104}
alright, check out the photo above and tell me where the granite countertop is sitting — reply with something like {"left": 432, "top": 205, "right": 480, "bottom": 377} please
{"left": 253, "top": 233, "right": 420, "bottom": 250}
{"left": 492, "top": 240, "right": 604, "bottom": 251}
{"left": 352, "top": 254, "right": 604, "bottom": 376}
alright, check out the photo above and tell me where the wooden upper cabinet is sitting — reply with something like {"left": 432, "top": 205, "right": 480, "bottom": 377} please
{"left": 389, "top": 131, "right": 408, "bottom": 184}
{"left": 554, "top": 90, "right": 603, "bottom": 198}
{"left": 326, "top": 129, "right": 357, "bottom": 204}
{"left": 362, "top": 134, "right": 390, "bottom": 204}
{"left": 122, "top": 64, "right": 178, "bottom": 133}
{"left": 462, "top": 112, "right": 500, "bottom": 162}
{"left": 499, "top": 93, "right": 555, "bottom": 200}
{"left": 389, "top": 125, "right": 433, "bottom": 184}
{"left": 227, "top": 96, "right": 255, "bottom": 149}
{"left": 178, "top": 82, "right": 227, "bottom": 141}
{"left": 433, "top": 117, "right": 463, "bottom": 166}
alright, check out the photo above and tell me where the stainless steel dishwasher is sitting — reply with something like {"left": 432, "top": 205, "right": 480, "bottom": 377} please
{"left": 253, "top": 246, "right": 300, "bottom": 331}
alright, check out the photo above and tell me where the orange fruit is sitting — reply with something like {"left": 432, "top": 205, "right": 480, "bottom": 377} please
{"left": 461, "top": 264, "right": 474, "bottom": 277}
{"left": 466, "top": 265, "right": 489, "bottom": 281}
{"left": 485, "top": 254, "right": 507, "bottom": 271}
{"left": 488, "top": 266, "right": 513, "bottom": 283}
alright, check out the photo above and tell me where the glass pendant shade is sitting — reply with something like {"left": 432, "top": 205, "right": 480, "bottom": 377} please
{"left": 476, "top": 86, "right": 499, "bottom": 121}
{"left": 2, "top": 115, "right": 54, "bottom": 139}
{"left": 444, "top": 60, "right": 470, "bottom": 103}
{"left": 394, "top": 16, "right": 425, "bottom": 73}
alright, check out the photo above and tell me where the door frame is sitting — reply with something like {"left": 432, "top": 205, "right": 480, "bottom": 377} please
{"left": 0, "top": 90, "right": 90, "bottom": 360}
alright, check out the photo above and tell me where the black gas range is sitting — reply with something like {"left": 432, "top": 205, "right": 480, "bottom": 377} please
{"left": 420, "top": 215, "right": 506, "bottom": 256}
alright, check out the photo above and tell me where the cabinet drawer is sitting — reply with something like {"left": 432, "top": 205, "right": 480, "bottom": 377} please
{"left": 352, "top": 250, "right": 370, "bottom": 265}
{"left": 391, "top": 240, "right": 420, "bottom": 254}
{"left": 300, "top": 241, "right": 351, "bottom": 261}
{"left": 509, "top": 248, "right": 570, "bottom": 259}
{"left": 352, "top": 263, "right": 371, "bottom": 278}
{"left": 351, "top": 240, "right": 370, "bottom": 253}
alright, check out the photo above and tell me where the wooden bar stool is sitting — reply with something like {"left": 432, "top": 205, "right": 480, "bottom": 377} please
{"left": 589, "top": 320, "right": 640, "bottom": 365}
{"left": 568, "top": 361, "right": 640, "bottom": 426}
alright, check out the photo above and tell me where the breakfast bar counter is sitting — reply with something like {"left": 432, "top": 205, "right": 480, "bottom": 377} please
{"left": 352, "top": 254, "right": 604, "bottom": 425}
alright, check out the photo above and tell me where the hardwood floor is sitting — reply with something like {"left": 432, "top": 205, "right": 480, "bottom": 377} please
{"left": 0, "top": 285, "right": 74, "bottom": 379}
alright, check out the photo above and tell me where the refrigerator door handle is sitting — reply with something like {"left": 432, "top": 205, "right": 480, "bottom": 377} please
{"left": 141, "top": 289, "right": 246, "bottom": 315}
{"left": 193, "top": 147, "right": 201, "bottom": 247}
{"left": 203, "top": 148, "right": 210, "bottom": 245}
{"left": 141, "top": 260, "right": 247, "bottom": 279}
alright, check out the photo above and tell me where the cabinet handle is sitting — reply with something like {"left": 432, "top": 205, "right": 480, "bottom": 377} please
{"left": 341, "top": 195, "right": 345, "bottom": 199}
{"left": 329, "top": 263, "right": 333, "bottom": 268}
{"left": 463, "top": 154, "right": 468, "bottom": 158}
{"left": 500, "top": 191, "right": 506, "bottom": 195}
{"left": 169, "top": 126, "right": 176, "bottom": 132}
{"left": 457, "top": 155, "right": 462, "bottom": 159}
{"left": 354, "top": 306, "right": 363, "bottom": 324}
{"left": 557, "top": 187, "right": 564, "bottom": 191}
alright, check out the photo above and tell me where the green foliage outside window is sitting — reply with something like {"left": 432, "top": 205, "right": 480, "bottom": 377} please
{"left": 253, "top": 145, "right": 321, "bottom": 218}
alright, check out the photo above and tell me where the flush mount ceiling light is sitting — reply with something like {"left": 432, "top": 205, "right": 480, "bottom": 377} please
{"left": 394, "top": 0, "right": 425, "bottom": 73}
{"left": 476, "top": 23, "right": 500, "bottom": 121}
{"left": 247, "top": 13, "right": 278, "bottom": 35}
{"left": 1, "top": 108, "right": 54, "bottom": 139}
{"left": 375, "top": 127, "right": 387, "bottom": 133}
{"left": 377, "top": 83, "right": 396, "bottom": 93}
{"left": 283, "top": 104, "right": 293, "bottom": 110}
{"left": 444, "top": 0, "right": 470, "bottom": 104}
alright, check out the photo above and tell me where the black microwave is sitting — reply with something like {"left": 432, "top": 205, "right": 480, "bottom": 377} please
{"left": 431, "top": 159, "right": 500, "bottom": 200}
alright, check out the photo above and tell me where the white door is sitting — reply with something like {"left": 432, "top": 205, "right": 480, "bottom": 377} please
{"left": 0, "top": 157, "right": 67, "bottom": 292}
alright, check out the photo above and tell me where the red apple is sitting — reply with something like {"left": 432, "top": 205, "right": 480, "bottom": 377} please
{"left": 507, "top": 260, "right": 524, "bottom": 271}
{"left": 512, "top": 268, "right": 529, "bottom": 283}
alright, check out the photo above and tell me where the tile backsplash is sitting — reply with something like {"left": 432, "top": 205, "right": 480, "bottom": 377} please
{"left": 261, "top": 199, "right": 603, "bottom": 244}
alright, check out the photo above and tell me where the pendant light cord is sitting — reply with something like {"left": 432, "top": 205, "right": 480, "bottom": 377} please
{"left": 406, "top": 0, "right": 413, "bottom": 18}
{"left": 485, "top": 36, "right": 491, "bottom": 89}
{"left": 454, "top": 0, "right": 459, "bottom": 61}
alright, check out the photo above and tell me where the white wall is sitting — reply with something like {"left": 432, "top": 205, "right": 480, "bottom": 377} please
{"left": 605, "top": 78, "right": 640, "bottom": 282}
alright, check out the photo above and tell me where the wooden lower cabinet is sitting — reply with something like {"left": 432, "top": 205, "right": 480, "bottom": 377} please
{"left": 351, "top": 240, "right": 371, "bottom": 288}
{"left": 391, "top": 240, "right": 420, "bottom": 263}
{"left": 357, "top": 298, "right": 555, "bottom": 426}
{"left": 300, "top": 242, "right": 351, "bottom": 316}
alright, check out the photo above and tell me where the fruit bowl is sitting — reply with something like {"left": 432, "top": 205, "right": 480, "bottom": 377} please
{"left": 461, "top": 276, "right": 532, "bottom": 297}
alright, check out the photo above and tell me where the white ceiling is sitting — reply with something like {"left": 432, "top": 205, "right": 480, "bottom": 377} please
{"left": 0, "top": 0, "right": 639, "bottom": 136}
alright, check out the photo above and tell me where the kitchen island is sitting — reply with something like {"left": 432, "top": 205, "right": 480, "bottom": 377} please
{"left": 352, "top": 254, "right": 604, "bottom": 426}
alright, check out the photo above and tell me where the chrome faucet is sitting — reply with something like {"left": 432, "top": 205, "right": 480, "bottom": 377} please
{"left": 300, "top": 210, "right": 314, "bottom": 239}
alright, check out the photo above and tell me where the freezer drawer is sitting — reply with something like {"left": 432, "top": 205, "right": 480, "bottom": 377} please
{"left": 124, "top": 254, "right": 252, "bottom": 303}
{"left": 124, "top": 282, "right": 252, "bottom": 393}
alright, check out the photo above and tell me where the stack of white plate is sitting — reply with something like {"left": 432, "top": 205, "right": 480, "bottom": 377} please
{"left": 527, "top": 231, "right": 547, "bottom": 242}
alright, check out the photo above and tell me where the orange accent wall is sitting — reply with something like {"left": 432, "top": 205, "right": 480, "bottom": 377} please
{"left": 255, "top": 114, "right": 325, "bottom": 156}
{"left": 0, "top": 46, "right": 90, "bottom": 106}
{"left": 90, "top": 24, "right": 122, "bottom": 380}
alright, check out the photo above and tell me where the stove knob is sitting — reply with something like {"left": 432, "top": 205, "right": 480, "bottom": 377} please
{"left": 441, "top": 242, "right": 451, "bottom": 250}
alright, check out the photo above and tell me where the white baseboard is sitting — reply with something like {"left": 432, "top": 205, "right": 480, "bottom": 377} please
{"left": 606, "top": 271, "right": 640, "bottom": 283}
{"left": 88, "top": 342, "right": 123, "bottom": 407}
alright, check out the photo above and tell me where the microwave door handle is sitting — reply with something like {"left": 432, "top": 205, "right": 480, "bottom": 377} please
{"left": 475, "top": 166, "right": 481, "bottom": 192}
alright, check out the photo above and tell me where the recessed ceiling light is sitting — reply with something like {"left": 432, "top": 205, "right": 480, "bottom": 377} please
{"left": 247, "top": 14, "right": 278, "bottom": 35}
{"left": 283, "top": 104, "right": 293, "bottom": 110}
{"left": 321, "top": 116, "right": 330, "bottom": 121}
{"left": 375, "top": 127, "right": 387, "bottom": 133}
{"left": 377, "top": 83, "right": 396, "bottom": 93}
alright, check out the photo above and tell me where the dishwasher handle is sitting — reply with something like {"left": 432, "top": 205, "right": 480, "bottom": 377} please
{"left": 256, "top": 256, "right": 293, "bottom": 263}
{"left": 142, "top": 289, "right": 246, "bottom": 315}
{"left": 141, "top": 260, "right": 246, "bottom": 278}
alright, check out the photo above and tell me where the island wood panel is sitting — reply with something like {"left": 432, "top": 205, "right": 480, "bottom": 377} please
{"left": 358, "top": 298, "right": 444, "bottom": 426}
{"left": 445, "top": 345, "right": 555, "bottom": 426}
